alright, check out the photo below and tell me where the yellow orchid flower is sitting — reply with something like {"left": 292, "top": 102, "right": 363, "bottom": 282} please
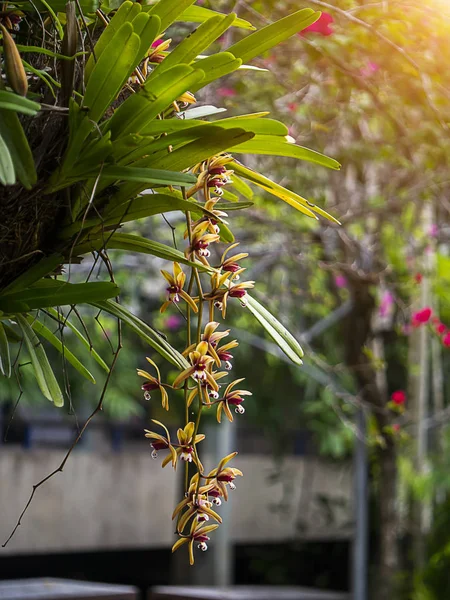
{"left": 160, "top": 262, "right": 198, "bottom": 314}
{"left": 137, "top": 357, "right": 169, "bottom": 410}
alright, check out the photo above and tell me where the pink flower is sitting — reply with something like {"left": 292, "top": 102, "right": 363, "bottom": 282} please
{"left": 379, "top": 290, "right": 394, "bottom": 317}
{"left": 151, "top": 39, "right": 164, "bottom": 48}
{"left": 360, "top": 61, "right": 379, "bottom": 77}
{"left": 217, "top": 87, "right": 237, "bottom": 98}
{"left": 414, "top": 273, "right": 423, "bottom": 284}
{"left": 412, "top": 307, "right": 432, "bottom": 326}
{"left": 300, "top": 12, "right": 334, "bottom": 37}
{"left": 391, "top": 390, "right": 406, "bottom": 405}
{"left": 443, "top": 332, "right": 450, "bottom": 348}
{"left": 164, "top": 315, "right": 183, "bottom": 331}
{"left": 287, "top": 102, "right": 298, "bottom": 112}
{"left": 428, "top": 224, "right": 439, "bottom": 238}
{"left": 392, "top": 424, "right": 401, "bottom": 433}
{"left": 334, "top": 274, "right": 347, "bottom": 289}
{"left": 436, "top": 322, "right": 447, "bottom": 335}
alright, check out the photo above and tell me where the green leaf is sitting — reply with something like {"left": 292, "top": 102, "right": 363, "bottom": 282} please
{"left": 231, "top": 136, "right": 341, "bottom": 169}
{"left": 214, "top": 201, "right": 254, "bottom": 211}
{"left": 109, "top": 127, "right": 254, "bottom": 206}
{"left": 101, "top": 166, "right": 197, "bottom": 186}
{"left": 0, "top": 281, "right": 120, "bottom": 312}
{"left": 191, "top": 52, "right": 243, "bottom": 91}
{"left": 153, "top": 14, "right": 236, "bottom": 74}
{"left": 46, "top": 307, "right": 110, "bottom": 373}
{"left": 230, "top": 160, "right": 340, "bottom": 223}
{"left": 108, "top": 65, "right": 205, "bottom": 139}
{"left": 83, "top": 22, "right": 140, "bottom": 122}
{"left": 29, "top": 317, "right": 96, "bottom": 384}
{"left": 145, "top": 0, "right": 197, "bottom": 34}
{"left": 16, "top": 0, "right": 98, "bottom": 13}
{"left": 0, "top": 91, "right": 40, "bottom": 115}
{"left": 229, "top": 174, "right": 254, "bottom": 200}
{"left": 226, "top": 9, "right": 319, "bottom": 64}
{"left": 16, "top": 314, "right": 64, "bottom": 407}
{"left": 245, "top": 295, "right": 304, "bottom": 366}
{"left": 93, "top": 299, "right": 190, "bottom": 370}
{"left": 85, "top": 1, "right": 142, "bottom": 82}
{"left": 0, "top": 108, "right": 37, "bottom": 189}
{"left": 1, "top": 254, "right": 64, "bottom": 295}
{"left": 179, "top": 6, "right": 254, "bottom": 30}
{"left": 0, "top": 132, "right": 15, "bottom": 186}
{"left": 59, "top": 193, "right": 216, "bottom": 237}
{"left": 71, "top": 233, "right": 212, "bottom": 271}
{"left": 0, "top": 321, "right": 11, "bottom": 377}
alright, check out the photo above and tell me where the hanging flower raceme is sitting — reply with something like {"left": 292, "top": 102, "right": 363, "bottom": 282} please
{"left": 144, "top": 421, "right": 205, "bottom": 469}
{"left": 216, "top": 378, "right": 252, "bottom": 422}
{"left": 172, "top": 520, "right": 219, "bottom": 565}
{"left": 137, "top": 357, "right": 169, "bottom": 409}
{"left": 160, "top": 262, "right": 198, "bottom": 314}
{"left": 172, "top": 480, "right": 222, "bottom": 533}
{"left": 172, "top": 341, "right": 219, "bottom": 391}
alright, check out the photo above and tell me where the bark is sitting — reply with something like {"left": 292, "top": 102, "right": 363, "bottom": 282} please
{"left": 344, "top": 276, "right": 400, "bottom": 600}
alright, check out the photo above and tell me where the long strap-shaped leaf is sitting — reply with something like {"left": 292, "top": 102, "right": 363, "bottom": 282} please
{"left": 145, "top": 0, "right": 196, "bottom": 34}
{"left": 231, "top": 136, "right": 341, "bottom": 170}
{"left": 0, "top": 132, "right": 15, "bottom": 185}
{"left": 29, "top": 316, "right": 96, "bottom": 384}
{"left": 0, "top": 91, "right": 40, "bottom": 115}
{"left": 85, "top": 0, "right": 141, "bottom": 82}
{"left": 46, "top": 307, "right": 109, "bottom": 373}
{"left": 190, "top": 52, "right": 242, "bottom": 91}
{"left": 230, "top": 160, "right": 340, "bottom": 223}
{"left": 0, "top": 253, "right": 63, "bottom": 295}
{"left": 151, "top": 14, "right": 236, "bottom": 75}
{"left": 179, "top": 6, "right": 254, "bottom": 30}
{"left": 82, "top": 22, "right": 140, "bottom": 123}
{"left": 0, "top": 281, "right": 120, "bottom": 312}
{"left": 16, "top": 314, "right": 64, "bottom": 406}
{"left": 93, "top": 299, "right": 190, "bottom": 370}
{"left": 0, "top": 321, "right": 11, "bottom": 377}
{"left": 226, "top": 8, "right": 319, "bottom": 64}
{"left": 0, "top": 108, "right": 37, "bottom": 189}
{"left": 108, "top": 65, "right": 205, "bottom": 139}
{"left": 71, "top": 233, "right": 213, "bottom": 272}
{"left": 245, "top": 295, "right": 304, "bottom": 367}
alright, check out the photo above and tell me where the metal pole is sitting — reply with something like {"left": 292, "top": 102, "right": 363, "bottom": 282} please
{"left": 352, "top": 408, "right": 368, "bottom": 600}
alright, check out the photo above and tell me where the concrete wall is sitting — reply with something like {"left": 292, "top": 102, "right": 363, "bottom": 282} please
{"left": 0, "top": 447, "right": 352, "bottom": 555}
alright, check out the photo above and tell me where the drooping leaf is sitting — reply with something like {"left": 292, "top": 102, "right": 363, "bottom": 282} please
{"left": 231, "top": 136, "right": 341, "bottom": 170}
{"left": 231, "top": 160, "right": 340, "bottom": 223}
{"left": 226, "top": 9, "right": 319, "bottom": 64}
{"left": 71, "top": 233, "right": 213, "bottom": 272}
{"left": 0, "top": 281, "right": 120, "bottom": 312}
{"left": 16, "top": 314, "right": 64, "bottom": 407}
{"left": 29, "top": 317, "right": 96, "bottom": 383}
{"left": 1, "top": 254, "right": 64, "bottom": 295}
{"left": 93, "top": 299, "right": 190, "bottom": 370}
{"left": 0, "top": 91, "right": 40, "bottom": 115}
{"left": 46, "top": 307, "right": 110, "bottom": 373}
{"left": 100, "top": 166, "right": 197, "bottom": 186}
{"left": 245, "top": 295, "right": 304, "bottom": 366}
{"left": 0, "top": 321, "right": 11, "bottom": 377}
